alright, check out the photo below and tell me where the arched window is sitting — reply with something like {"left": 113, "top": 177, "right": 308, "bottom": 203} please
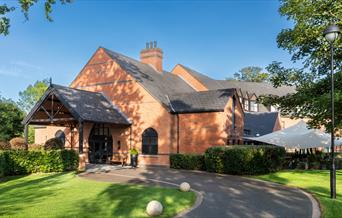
{"left": 55, "top": 130, "right": 65, "bottom": 146}
{"left": 142, "top": 128, "right": 158, "bottom": 155}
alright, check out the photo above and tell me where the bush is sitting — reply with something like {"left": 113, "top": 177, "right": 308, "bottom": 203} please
{"left": 204, "top": 145, "right": 286, "bottom": 175}
{"left": 9, "top": 137, "right": 26, "bottom": 150}
{"left": 44, "top": 138, "right": 64, "bottom": 150}
{"left": 0, "top": 149, "right": 79, "bottom": 177}
{"left": 0, "top": 152, "right": 6, "bottom": 177}
{"left": 29, "top": 143, "right": 44, "bottom": 150}
{"left": 170, "top": 154, "right": 205, "bottom": 171}
{"left": 0, "top": 141, "right": 10, "bottom": 150}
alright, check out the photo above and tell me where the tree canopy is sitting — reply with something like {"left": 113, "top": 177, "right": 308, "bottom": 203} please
{"left": 18, "top": 79, "right": 49, "bottom": 113}
{"left": 0, "top": 97, "right": 24, "bottom": 142}
{"left": 0, "top": 0, "right": 71, "bottom": 36}
{"left": 228, "top": 66, "right": 269, "bottom": 82}
{"left": 259, "top": 0, "right": 341, "bottom": 132}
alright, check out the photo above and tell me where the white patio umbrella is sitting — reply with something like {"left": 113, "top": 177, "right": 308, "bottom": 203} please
{"left": 244, "top": 120, "right": 342, "bottom": 149}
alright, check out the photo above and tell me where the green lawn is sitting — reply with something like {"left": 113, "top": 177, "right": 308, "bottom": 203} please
{"left": 255, "top": 170, "right": 342, "bottom": 218}
{"left": 0, "top": 172, "right": 196, "bottom": 218}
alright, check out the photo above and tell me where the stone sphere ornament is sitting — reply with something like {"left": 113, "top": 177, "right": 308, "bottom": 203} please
{"left": 146, "top": 200, "right": 163, "bottom": 216}
{"left": 179, "top": 182, "right": 191, "bottom": 192}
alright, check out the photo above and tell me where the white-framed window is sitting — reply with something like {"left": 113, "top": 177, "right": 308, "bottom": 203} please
{"left": 270, "top": 105, "right": 277, "bottom": 112}
{"left": 250, "top": 101, "right": 258, "bottom": 112}
{"left": 244, "top": 99, "right": 249, "bottom": 111}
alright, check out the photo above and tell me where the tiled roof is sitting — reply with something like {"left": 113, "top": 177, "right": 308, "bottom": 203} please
{"left": 178, "top": 64, "right": 224, "bottom": 89}
{"left": 216, "top": 80, "right": 295, "bottom": 97}
{"left": 102, "top": 48, "right": 195, "bottom": 109}
{"left": 244, "top": 112, "right": 279, "bottom": 136}
{"left": 23, "top": 84, "right": 131, "bottom": 125}
{"left": 180, "top": 65, "right": 295, "bottom": 97}
{"left": 169, "top": 89, "right": 234, "bottom": 113}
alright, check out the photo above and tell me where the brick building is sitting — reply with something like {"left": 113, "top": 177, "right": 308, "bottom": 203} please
{"left": 23, "top": 43, "right": 292, "bottom": 166}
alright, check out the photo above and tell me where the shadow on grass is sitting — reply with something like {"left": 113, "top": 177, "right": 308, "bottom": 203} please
{"left": 257, "top": 173, "right": 290, "bottom": 185}
{"left": 58, "top": 183, "right": 193, "bottom": 218}
{"left": 0, "top": 173, "right": 71, "bottom": 216}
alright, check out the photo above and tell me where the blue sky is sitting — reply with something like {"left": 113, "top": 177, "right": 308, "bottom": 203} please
{"left": 0, "top": 0, "right": 294, "bottom": 101}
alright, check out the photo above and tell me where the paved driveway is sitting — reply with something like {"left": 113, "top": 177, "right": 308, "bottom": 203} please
{"left": 79, "top": 165, "right": 317, "bottom": 218}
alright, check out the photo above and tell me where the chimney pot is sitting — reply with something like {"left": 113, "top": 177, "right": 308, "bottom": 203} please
{"left": 140, "top": 41, "right": 163, "bottom": 72}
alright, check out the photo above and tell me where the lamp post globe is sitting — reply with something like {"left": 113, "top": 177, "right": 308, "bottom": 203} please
{"left": 323, "top": 24, "right": 340, "bottom": 43}
{"left": 323, "top": 24, "right": 340, "bottom": 199}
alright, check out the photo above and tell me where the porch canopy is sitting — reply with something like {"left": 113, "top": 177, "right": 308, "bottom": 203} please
{"left": 244, "top": 120, "right": 342, "bottom": 149}
{"left": 22, "top": 84, "right": 131, "bottom": 152}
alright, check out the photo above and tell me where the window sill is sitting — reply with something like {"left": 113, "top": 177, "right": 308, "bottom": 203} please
{"left": 140, "top": 154, "right": 159, "bottom": 158}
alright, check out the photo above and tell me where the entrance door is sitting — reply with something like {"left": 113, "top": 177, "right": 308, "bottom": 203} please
{"left": 89, "top": 124, "right": 113, "bottom": 164}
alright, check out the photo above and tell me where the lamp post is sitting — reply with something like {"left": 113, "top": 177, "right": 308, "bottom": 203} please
{"left": 323, "top": 24, "right": 340, "bottom": 199}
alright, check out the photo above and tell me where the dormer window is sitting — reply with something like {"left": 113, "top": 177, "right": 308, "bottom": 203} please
{"left": 244, "top": 99, "right": 249, "bottom": 111}
{"left": 250, "top": 100, "right": 258, "bottom": 112}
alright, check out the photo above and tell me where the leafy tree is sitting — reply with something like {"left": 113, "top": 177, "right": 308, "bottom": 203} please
{"left": 28, "top": 126, "right": 35, "bottom": 144}
{"left": 1, "top": 0, "right": 71, "bottom": 36}
{"left": 0, "top": 97, "right": 25, "bottom": 142}
{"left": 228, "top": 66, "right": 269, "bottom": 82}
{"left": 18, "top": 79, "right": 49, "bottom": 113}
{"left": 259, "top": 0, "right": 342, "bottom": 132}
{"left": 18, "top": 80, "right": 49, "bottom": 144}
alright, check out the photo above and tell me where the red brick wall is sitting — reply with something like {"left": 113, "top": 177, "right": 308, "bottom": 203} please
{"left": 140, "top": 48, "right": 163, "bottom": 72}
{"left": 171, "top": 64, "right": 208, "bottom": 91}
{"left": 35, "top": 48, "right": 244, "bottom": 166}
{"left": 70, "top": 48, "right": 174, "bottom": 165}
{"left": 178, "top": 96, "right": 244, "bottom": 154}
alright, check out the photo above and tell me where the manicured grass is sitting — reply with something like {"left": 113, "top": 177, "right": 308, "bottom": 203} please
{"left": 0, "top": 172, "right": 196, "bottom": 218}
{"left": 255, "top": 170, "right": 342, "bottom": 218}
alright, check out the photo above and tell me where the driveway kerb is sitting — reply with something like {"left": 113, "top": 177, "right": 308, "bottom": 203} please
{"left": 141, "top": 166, "right": 321, "bottom": 218}
{"left": 80, "top": 165, "right": 321, "bottom": 218}
{"left": 145, "top": 166, "right": 321, "bottom": 218}
{"left": 243, "top": 177, "right": 321, "bottom": 218}
{"left": 79, "top": 171, "right": 204, "bottom": 218}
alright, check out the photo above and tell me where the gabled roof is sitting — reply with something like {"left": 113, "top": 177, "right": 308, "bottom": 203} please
{"left": 178, "top": 64, "right": 224, "bottom": 90}
{"left": 244, "top": 112, "right": 279, "bottom": 136}
{"left": 217, "top": 80, "right": 295, "bottom": 97}
{"left": 102, "top": 48, "right": 195, "bottom": 108}
{"left": 169, "top": 89, "right": 234, "bottom": 113}
{"left": 177, "top": 65, "right": 295, "bottom": 97}
{"left": 23, "top": 84, "right": 131, "bottom": 125}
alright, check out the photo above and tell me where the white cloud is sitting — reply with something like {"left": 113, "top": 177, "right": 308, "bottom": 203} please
{"left": 0, "top": 61, "right": 45, "bottom": 78}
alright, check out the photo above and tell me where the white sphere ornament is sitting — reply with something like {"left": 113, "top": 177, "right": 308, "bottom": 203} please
{"left": 179, "top": 182, "right": 191, "bottom": 192}
{"left": 146, "top": 200, "right": 163, "bottom": 216}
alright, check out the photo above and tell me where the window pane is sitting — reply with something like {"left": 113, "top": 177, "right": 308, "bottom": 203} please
{"left": 244, "top": 99, "right": 249, "bottom": 111}
{"left": 142, "top": 128, "right": 158, "bottom": 154}
{"left": 250, "top": 101, "right": 258, "bottom": 112}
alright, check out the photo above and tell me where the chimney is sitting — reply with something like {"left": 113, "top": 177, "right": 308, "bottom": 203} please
{"left": 140, "top": 41, "right": 163, "bottom": 72}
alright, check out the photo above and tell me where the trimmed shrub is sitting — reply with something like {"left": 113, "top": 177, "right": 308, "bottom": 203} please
{"left": 29, "top": 143, "right": 44, "bottom": 150}
{"left": 204, "top": 145, "right": 286, "bottom": 175}
{"left": 170, "top": 154, "right": 205, "bottom": 171}
{"left": 44, "top": 138, "right": 64, "bottom": 150}
{"left": 0, "top": 149, "right": 78, "bottom": 177}
{"left": 9, "top": 137, "right": 26, "bottom": 150}
{"left": 0, "top": 152, "right": 6, "bottom": 177}
{"left": 0, "top": 141, "right": 10, "bottom": 150}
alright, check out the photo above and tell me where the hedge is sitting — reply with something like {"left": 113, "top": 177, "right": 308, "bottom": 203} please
{"left": 170, "top": 154, "right": 205, "bottom": 171}
{"left": 0, "top": 149, "right": 79, "bottom": 177}
{"left": 9, "top": 137, "right": 26, "bottom": 150}
{"left": 204, "top": 145, "right": 285, "bottom": 175}
{"left": 44, "top": 137, "right": 64, "bottom": 150}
